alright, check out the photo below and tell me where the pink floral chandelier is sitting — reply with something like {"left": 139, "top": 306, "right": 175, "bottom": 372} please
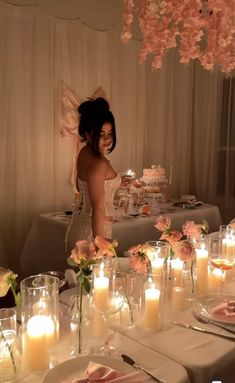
{"left": 121, "top": 0, "right": 235, "bottom": 75}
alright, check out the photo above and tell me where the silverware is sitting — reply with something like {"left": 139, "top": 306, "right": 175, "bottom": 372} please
{"left": 171, "top": 321, "right": 235, "bottom": 341}
{"left": 192, "top": 310, "right": 235, "bottom": 335}
{"left": 121, "top": 354, "right": 166, "bottom": 383}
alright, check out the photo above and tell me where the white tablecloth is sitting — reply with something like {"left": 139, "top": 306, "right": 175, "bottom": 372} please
{"left": 20, "top": 203, "right": 222, "bottom": 277}
{"left": 56, "top": 287, "right": 235, "bottom": 383}
{"left": 20, "top": 302, "right": 190, "bottom": 383}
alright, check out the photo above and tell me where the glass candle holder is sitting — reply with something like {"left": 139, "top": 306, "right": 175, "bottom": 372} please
{"left": 20, "top": 275, "right": 59, "bottom": 373}
{"left": 137, "top": 274, "right": 162, "bottom": 332}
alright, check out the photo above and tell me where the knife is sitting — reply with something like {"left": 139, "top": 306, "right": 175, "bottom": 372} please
{"left": 121, "top": 354, "right": 166, "bottom": 383}
{"left": 171, "top": 321, "right": 235, "bottom": 341}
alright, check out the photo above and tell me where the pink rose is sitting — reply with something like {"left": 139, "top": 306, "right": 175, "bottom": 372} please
{"left": 130, "top": 254, "right": 149, "bottom": 273}
{"left": 94, "top": 235, "right": 118, "bottom": 257}
{"left": 172, "top": 240, "right": 196, "bottom": 263}
{"left": 154, "top": 216, "right": 171, "bottom": 232}
{"left": 70, "top": 240, "right": 96, "bottom": 265}
{"left": 182, "top": 220, "right": 201, "bottom": 240}
{"left": 160, "top": 230, "right": 182, "bottom": 245}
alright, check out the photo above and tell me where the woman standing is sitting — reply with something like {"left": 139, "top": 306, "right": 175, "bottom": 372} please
{"left": 65, "top": 97, "right": 121, "bottom": 253}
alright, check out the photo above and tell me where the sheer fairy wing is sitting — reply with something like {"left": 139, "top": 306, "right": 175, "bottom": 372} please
{"left": 92, "top": 87, "right": 109, "bottom": 104}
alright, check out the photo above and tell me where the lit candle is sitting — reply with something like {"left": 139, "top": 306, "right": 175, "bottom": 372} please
{"left": 196, "top": 245, "right": 208, "bottom": 295}
{"left": 172, "top": 286, "right": 185, "bottom": 310}
{"left": 208, "top": 267, "right": 223, "bottom": 292}
{"left": 93, "top": 263, "right": 109, "bottom": 338}
{"left": 93, "top": 263, "right": 109, "bottom": 311}
{"left": 151, "top": 258, "right": 164, "bottom": 287}
{"left": 23, "top": 315, "right": 56, "bottom": 371}
{"left": 171, "top": 258, "right": 184, "bottom": 286}
{"left": 141, "top": 281, "right": 160, "bottom": 331}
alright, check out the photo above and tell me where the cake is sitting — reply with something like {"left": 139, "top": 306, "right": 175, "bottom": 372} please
{"left": 142, "top": 165, "right": 167, "bottom": 183}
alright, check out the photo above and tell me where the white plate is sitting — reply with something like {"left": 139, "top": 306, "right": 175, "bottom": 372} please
{"left": 42, "top": 355, "right": 134, "bottom": 383}
{"left": 194, "top": 294, "right": 235, "bottom": 325}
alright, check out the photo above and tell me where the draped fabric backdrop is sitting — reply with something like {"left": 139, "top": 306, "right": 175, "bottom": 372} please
{"left": 0, "top": 0, "right": 233, "bottom": 274}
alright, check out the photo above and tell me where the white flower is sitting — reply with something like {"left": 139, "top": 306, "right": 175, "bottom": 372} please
{"left": 0, "top": 267, "right": 15, "bottom": 297}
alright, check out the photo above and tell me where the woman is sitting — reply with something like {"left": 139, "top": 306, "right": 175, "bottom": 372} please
{"left": 65, "top": 97, "right": 121, "bottom": 254}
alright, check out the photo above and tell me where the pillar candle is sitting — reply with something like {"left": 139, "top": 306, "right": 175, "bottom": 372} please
{"left": 172, "top": 286, "right": 185, "bottom": 310}
{"left": 93, "top": 263, "right": 109, "bottom": 311}
{"left": 142, "top": 285, "right": 160, "bottom": 331}
{"left": 196, "top": 247, "right": 208, "bottom": 295}
{"left": 23, "top": 315, "right": 56, "bottom": 371}
{"left": 171, "top": 258, "right": 184, "bottom": 286}
{"left": 151, "top": 258, "right": 164, "bottom": 286}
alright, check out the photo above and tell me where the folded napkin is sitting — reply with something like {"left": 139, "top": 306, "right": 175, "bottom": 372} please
{"left": 62, "top": 361, "right": 150, "bottom": 383}
{"left": 211, "top": 300, "right": 235, "bottom": 317}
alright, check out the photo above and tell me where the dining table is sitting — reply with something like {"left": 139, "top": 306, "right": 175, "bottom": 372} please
{"left": 20, "top": 202, "right": 222, "bottom": 278}
{"left": 19, "top": 299, "right": 190, "bottom": 383}
{"left": 19, "top": 281, "right": 235, "bottom": 383}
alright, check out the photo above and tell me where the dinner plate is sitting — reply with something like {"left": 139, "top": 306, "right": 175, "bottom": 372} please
{"left": 194, "top": 294, "right": 235, "bottom": 325}
{"left": 42, "top": 355, "right": 134, "bottom": 383}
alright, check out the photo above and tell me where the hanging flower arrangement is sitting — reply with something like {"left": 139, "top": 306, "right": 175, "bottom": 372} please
{"left": 121, "top": 0, "right": 235, "bottom": 75}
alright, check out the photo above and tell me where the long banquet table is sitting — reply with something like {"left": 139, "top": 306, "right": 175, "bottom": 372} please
{"left": 20, "top": 202, "right": 222, "bottom": 277}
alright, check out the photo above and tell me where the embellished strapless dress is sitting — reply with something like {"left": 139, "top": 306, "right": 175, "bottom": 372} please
{"left": 65, "top": 173, "right": 121, "bottom": 254}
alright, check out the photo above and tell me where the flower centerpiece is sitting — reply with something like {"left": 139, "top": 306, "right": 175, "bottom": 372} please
{"left": 67, "top": 236, "right": 118, "bottom": 354}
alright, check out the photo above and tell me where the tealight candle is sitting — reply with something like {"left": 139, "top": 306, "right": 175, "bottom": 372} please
{"left": 196, "top": 245, "right": 208, "bottom": 295}
{"left": 172, "top": 286, "right": 185, "bottom": 310}
{"left": 142, "top": 283, "right": 160, "bottom": 331}
{"left": 171, "top": 258, "right": 184, "bottom": 286}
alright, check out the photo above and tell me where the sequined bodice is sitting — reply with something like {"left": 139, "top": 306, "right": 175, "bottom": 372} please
{"left": 77, "top": 173, "right": 121, "bottom": 217}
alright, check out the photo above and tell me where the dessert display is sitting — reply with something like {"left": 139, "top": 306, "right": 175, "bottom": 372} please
{"left": 141, "top": 164, "right": 167, "bottom": 183}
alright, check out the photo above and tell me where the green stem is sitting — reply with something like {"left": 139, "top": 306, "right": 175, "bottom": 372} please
{"left": 0, "top": 323, "right": 16, "bottom": 375}
{"left": 78, "top": 280, "right": 83, "bottom": 354}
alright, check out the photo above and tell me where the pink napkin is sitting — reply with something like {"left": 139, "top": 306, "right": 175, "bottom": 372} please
{"left": 62, "top": 361, "right": 150, "bottom": 383}
{"left": 211, "top": 300, "right": 235, "bottom": 317}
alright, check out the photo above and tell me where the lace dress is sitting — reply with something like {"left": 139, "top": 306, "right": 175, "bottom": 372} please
{"left": 65, "top": 174, "right": 121, "bottom": 254}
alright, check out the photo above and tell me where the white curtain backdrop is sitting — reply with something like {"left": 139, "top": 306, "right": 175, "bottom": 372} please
{"left": 0, "top": 0, "right": 233, "bottom": 274}
{"left": 0, "top": 0, "right": 146, "bottom": 272}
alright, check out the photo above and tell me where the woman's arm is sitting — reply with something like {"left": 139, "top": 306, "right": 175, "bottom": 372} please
{"left": 87, "top": 160, "right": 106, "bottom": 238}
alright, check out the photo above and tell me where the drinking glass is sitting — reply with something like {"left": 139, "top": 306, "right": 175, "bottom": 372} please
{"left": 0, "top": 308, "right": 21, "bottom": 383}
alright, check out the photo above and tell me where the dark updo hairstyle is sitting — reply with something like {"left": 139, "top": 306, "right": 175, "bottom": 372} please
{"left": 78, "top": 97, "right": 116, "bottom": 156}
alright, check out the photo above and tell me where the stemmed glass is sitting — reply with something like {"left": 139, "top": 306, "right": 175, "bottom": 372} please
{"left": 91, "top": 271, "right": 125, "bottom": 355}
{"left": 210, "top": 249, "right": 235, "bottom": 295}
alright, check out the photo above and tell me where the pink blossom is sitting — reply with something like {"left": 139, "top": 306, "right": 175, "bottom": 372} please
{"left": 130, "top": 254, "right": 149, "bottom": 273}
{"left": 182, "top": 221, "right": 201, "bottom": 240}
{"left": 160, "top": 230, "right": 182, "bottom": 245}
{"left": 154, "top": 216, "right": 171, "bottom": 232}
{"left": 70, "top": 240, "right": 96, "bottom": 265}
{"left": 171, "top": 240, "right": 196, "bottom": 263}
{"left": 94, "top": 235, "right": 118, "bottom": 257}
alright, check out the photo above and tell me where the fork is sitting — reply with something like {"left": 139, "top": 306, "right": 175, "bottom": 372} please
{"left": 192, "top": 311, "right": 235, "bottom": 335}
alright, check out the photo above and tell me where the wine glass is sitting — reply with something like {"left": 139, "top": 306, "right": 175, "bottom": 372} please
{"left": 210, "top": 248, "right": 235, "bottom": 295}
{"left": 91, "top": 271, "right": 125, "bottom": 355}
